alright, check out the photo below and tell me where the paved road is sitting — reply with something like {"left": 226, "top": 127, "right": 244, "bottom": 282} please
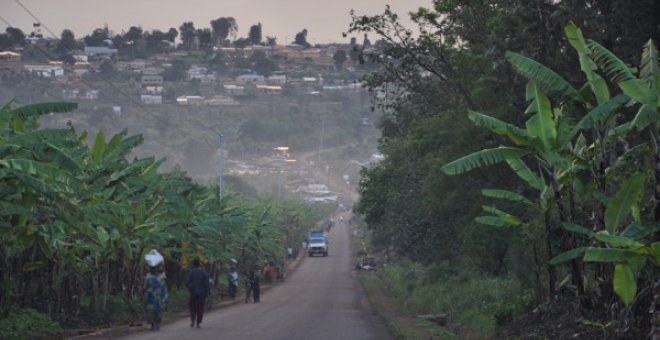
{"left": 122, "top": 212, "right": 392, "bottom": 340}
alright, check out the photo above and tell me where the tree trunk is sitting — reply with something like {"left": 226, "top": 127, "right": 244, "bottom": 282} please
{"left": 90, "top": 272, "right": 99, "bottom": 313}
{"left": 532, "top": 243, "right": 545, "bottom": 299}
{"left": 102, "top": 260, "right": 110, "bottom": 312}
{"left": 544, "top": 211, "right": 557, "bottom": 295}
{"left": 551, "top": 178, "right": 586, "bottom": 302}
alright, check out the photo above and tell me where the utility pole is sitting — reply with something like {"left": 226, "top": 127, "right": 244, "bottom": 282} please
{"left": 317, "top": 118, "right": 324, "bottom": 166}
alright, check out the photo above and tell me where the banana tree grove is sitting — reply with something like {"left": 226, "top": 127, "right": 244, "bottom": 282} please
{"left": 0, "top": 100, "right": 315, "bottom": 324}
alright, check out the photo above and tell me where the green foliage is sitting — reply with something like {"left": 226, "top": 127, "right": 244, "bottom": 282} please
{"left": 380, "top": 262, "right": 533, "bottom": 337}
{"left": 0, "top": 100, "right": 323, "bottom": 328}
{"left": 440, "top": 147, "right": 528, "bottom": 175}
{"left": 349, "top": 2, "right": 659, "bottom": 336}
{"left": 0, "top": 308, "right": 62, "bottom": 340}
{"left": 105, "top": 295, "right": 142, "bottom": 324}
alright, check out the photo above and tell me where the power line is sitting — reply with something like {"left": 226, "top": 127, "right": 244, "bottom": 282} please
{"left": 11, "top": 0, "right": 230, "bottom": 180}
{"left": 0, "top": 16, "right": 13, "bottom": 27}
{"left": 12, "top": 0, "right": 184, "bottom": 131}
{"left": 14, "top": 0, "right": 57, "bottom": 39}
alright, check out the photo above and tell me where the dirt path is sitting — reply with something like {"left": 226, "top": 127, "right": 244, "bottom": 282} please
{"left": 114, "top": 148, "right": 391, "bottom": 339}
{"left": 116, "top": 213, "right": 391, "bottom": 340}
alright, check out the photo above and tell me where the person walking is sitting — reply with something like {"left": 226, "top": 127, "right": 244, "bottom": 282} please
{"left": 251, "top": 269, "right": 261, "bottom": 303}
{"left": 228, "top": 266, "right": 238, "bottom": 300}
{"left": 186, "top": 258, "right": 209, "bottom": 328}
{"left": 244, "top": 271, "right": 254, "bottom": 303}
{"left": 144, "top": 265, "right": 169, "bottom": 331}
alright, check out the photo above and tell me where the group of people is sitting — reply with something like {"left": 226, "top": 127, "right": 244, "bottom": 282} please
{"left": 143, "top": 254, "right": 275, "bottom": 331}
{"left": 142, "top": 253, "right": 212, "bottom": 331}
{"left": 142, "top": 246, "right": 304, "bottom": 332}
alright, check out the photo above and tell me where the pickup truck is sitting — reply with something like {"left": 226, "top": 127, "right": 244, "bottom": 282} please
{"left": 307, "top": 231, "right": 328, "bottom": 257}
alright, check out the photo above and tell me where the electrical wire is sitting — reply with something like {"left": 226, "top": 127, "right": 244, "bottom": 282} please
{"left": 0, "top": 16, "right": 13, "bottom": 27}
{"left": 12, "top": 0, "right": 185, "bottom": 131}
{"left": 11, "top": 0, "right": 232, "bottom": 173}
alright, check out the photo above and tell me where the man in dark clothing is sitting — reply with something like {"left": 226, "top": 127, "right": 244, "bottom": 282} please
{"left": 245, "top": 270, "right": 254, "bottom": 303}
{"left": 250, "top": 269, "right": 261, "bottom": 303}
{"left": 186, "top": 258, "right": 209, "bottom": 328}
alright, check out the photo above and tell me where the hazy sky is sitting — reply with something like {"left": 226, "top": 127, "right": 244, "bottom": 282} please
{"left": 1, "top": 0, "right": 432, "bottom": 44}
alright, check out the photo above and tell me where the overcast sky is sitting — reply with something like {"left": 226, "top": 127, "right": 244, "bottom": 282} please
{"left": 1, "top": 0, "right": 432, "bottom": 44}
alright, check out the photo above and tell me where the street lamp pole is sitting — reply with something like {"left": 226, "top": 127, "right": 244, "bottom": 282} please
{"left": 317, "top": 118, "right": 324, "bottom": 166}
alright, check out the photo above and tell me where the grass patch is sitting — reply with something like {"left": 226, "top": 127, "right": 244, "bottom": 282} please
{"left": 359, "top": 271, "right": 456, "bottom": 340}
{"left": 362, "top": 261, "right": 534, "bottom": 338}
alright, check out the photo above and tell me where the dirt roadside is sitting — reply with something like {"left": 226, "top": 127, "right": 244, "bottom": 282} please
{"left": 67, "top": 255, "right": 306, "bottom": 339}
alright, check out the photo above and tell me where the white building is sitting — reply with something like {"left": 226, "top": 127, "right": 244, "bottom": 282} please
{"left": 24, "top": 64, "right": 64, "bottom": 78}
{"left": 140, "top": 94, "right": 162, "bottom": 104}
{"left": 267, "top": 74, "right": 287, "bottom": 84}
{"left": 205, "top": 95, "right": 239, "bottom": 106}
{"left": 176, "top": 95, "right": 204, "bottom": 105}
{"left": 236, "top": 74, "right": 265, "bottom": 82}
{"left": 223, "top": 84, "right": 245, "bottom": 95}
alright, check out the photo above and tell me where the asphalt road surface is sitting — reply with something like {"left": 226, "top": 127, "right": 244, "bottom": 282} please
{"left": 122, "top": 212, "right": 393, "bottom": 340}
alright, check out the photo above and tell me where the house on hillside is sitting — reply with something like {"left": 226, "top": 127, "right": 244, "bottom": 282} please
{"left": 223, "top": 84, "right": 245, "bottom": 95}
{"left": 190, "top": 73, "right": 216, "bottom": 84}
{"left": 117, "top": 59, "right": 150, "bottom": 72}
{"left": 140, "top": 94, "right": 162, "bottom": 104}
{"left": 141, "top": 75, "right": 163, "bottom": 86}
{"left": 0, "top": 51, "right": 22, "bottom": 78}
{"left": 236, "top": 74, "right": 265, "bottom": 82}
{"left": 84, "top": 90, "right": 99, "bottom": 100}
{"left": 144, "top": 85, "right": 163, "bottom": 95}
{"left": 24, "top": 64, "right": 64, "bottom": 78}
{"left": 84, "top": 46, "right": 118, "bottom": 60}
{"left": 176, "top": 95, "right": 204, "bottom": 105}
{"left": 255, "top": 85, "right": 282, "bottom": 94}
{"left": 72, "top": 54, "right": 88, "bottom": 63}
{"left": 62, "top": 88, "right": 79, "bottom": 99}
{"left": 267, "top": 74, "right": 287, "bottom": 84}
{"left": 205, "top": 95, "right": 239, "bottom": 106}
{"left": 143, "top": 67, "right": 164, "bottom": 75}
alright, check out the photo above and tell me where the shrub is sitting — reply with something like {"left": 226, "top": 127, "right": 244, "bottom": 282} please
{"left": 105, "top": 295, "right": 143, "bottom": 324}
{"left": 0, "top": 308, "right": 63, "bottom": 340}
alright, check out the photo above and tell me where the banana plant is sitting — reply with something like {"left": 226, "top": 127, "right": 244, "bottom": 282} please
{"left": 0, "top": 100, "right": 83, "bottom": 312}
{"left": 551, "top": 172, "right": 659, "bottom": 305}
{"left": 440, "top": 24, "right": 641, "bottom": 297}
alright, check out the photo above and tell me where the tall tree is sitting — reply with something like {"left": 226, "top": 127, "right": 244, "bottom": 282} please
{"left": 145, "top": 30, "right": 173, "bottom": 55}
{"left": 248, "top": 23, "right": 262, "bottom": 45}
{"left": 196, "top": 28, "right": 213, "bottom": 49}
{"left": 179, "top": 21, "right": 196, "bottom": 50}
{"left": 83, "top": 27, "right": 109, "bottom": 47}
{"left": 294, "top": 29, "right": 311, "bottom": 48}
{"left": 6, "top": 27, "right": 26, "bottom": 47}
{"left": 123, "top": 26, "right": 143, "bottom": 42}
{"left": 210, "top": 17, "right": 237, "bottom": 46}
{"left": 166, "top": 27, "right": 178, "bottom": 43}
{"left": 57, "top": 29, "right": 76, "bottom": 53}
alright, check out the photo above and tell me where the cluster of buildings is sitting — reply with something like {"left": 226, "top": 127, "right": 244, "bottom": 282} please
{"left": 0, "top": 42, "right": 367, "bottom": 107}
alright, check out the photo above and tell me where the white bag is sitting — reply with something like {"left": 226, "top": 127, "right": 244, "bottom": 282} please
{"left": 145, "top": 249, "right": 164, "bottom": 267}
